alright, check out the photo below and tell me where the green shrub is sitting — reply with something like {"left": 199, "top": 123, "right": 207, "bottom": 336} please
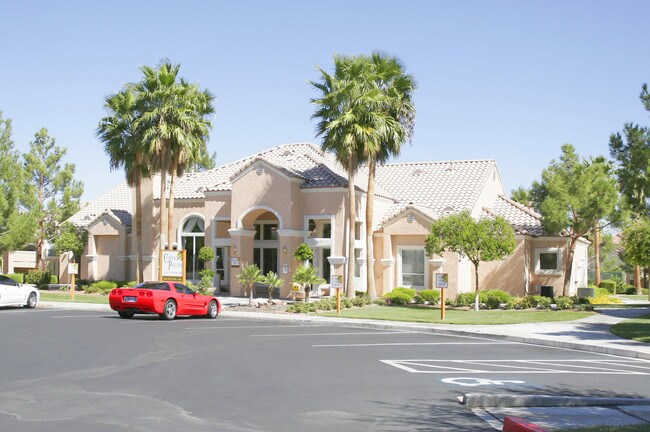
{"left": 481, "top": 290, "right": 513, "bottom": 309}
{"left": 50, "top": 274, "right": 58, "bottom": 284}
{"left": 536, "top": 297, "right": 553, "bottom": 309}
{"left": 373, "top": 297, "right": 387, "bottom": 306}
{"left": 413, "top": 294, "right": 425, "bottom": 304}
{"left": 384, "top": 291, "right": 412, "bottom": 305}
{"left": 418, "top": 289, "right": 441, "bottom": 305}
{"left": 452, "top": 292, "right": 475, "bottom": 307}
{"left": 355, "top": 291, "right": 367, "bottom": 298}
{"left": 7, "top": 273, "right": 24, "bottom": 283}
{"left": 595, "top": 287, "right": 610, "bottom": 296}
{"left": 85, "top": 280, "right": 117, "bottom": 295}
{"left": 554, "top": 296, "right": 574, "bottom": 310}
{"left": 25, "top": 270, "right": 52, "bottom": 288}
{"left": 599, "top": 279, "right": 616, "bottom": 294}
{"left": 588, "top": 294, "right": 622, "bottom": 305}
{"left": 340, "top": 298, "right": 353, "bottom": 309}
{"left": 126, "top": 281, "right": 137, "bottom": 287}
{"left": 520, "top": 295, "right": 545, "bottom": 309}
{"left": 351, "top": 296, "right": 369, "bottom": 307}
{"left": 392, "top": 287, "right": 416, "bottom": 298}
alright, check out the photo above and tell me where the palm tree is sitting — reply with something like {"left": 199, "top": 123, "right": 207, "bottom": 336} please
{"left": 97, "top": 89, "right": 149, "bottom": 283}
{"left": 237, "top": 263, "right": 264, "bottom": 305}
{"left": 263, "top": 271, "right": 283, "bottom": 302}
{"left": 133, "top": 60, "right": 215, "bottom": 250}
{"left": 292, "top": 265, "right": 325, "bottom": 302}
{"left": 311, "top": 54, "right": 392, "bottom": 298}
{"left": 364, "top": 53, "right": 417, "bottom": 300}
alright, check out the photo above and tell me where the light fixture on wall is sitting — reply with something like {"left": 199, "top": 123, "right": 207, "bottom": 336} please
{"left": 407, "top": 214, "right": 415, "bottom": 223}
{"left": 282, "top": 246, "right": 287, "bottom": 255}
{"left": 232, "top": 246, "right": 237, "bottom": 255}
{"left": 256, "top": 167, "right": 264, "bottom": 175}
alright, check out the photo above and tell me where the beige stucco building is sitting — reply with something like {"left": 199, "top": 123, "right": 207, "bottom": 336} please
{"left": 63, "top": 143, "right": 588, "bottom": 299}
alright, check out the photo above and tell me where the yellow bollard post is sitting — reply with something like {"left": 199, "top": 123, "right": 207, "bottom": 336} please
{"left": 336, "top": 288, "right": 341, "bottom": 315}
{"left": 440, "top": 288, "right": 445, "bottom": 321}
{"left": 71, "top": 273, "right": 75, "bottom": 301}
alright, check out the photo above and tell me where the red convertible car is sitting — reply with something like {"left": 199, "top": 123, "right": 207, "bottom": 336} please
{"left": 109, "top": 281, "right": 221, "bottom": 320}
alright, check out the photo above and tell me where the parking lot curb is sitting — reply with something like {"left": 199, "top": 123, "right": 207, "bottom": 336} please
{"left": 461, "top": 393, "right": 650, "bottom": 408}
{"left": 502, "top": 416, "right": 549, "bottom": 432}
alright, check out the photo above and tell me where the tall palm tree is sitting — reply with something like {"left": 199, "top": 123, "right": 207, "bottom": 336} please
{"left": 364, "top": 53, "right": 417, "bottom": 300}
{"left": 97, "top": 89, "right": 149, "bottom": 283}
{"left": 311, "top": 55, "right": 393, "bottom": 298}
{"left": 134, "top": 60, "right": 215, "bottom": 250}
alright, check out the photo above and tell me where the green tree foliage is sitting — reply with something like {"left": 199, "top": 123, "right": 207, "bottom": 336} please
{"left": 293, "top": 243, "right": 314, "bottom": 262}
{"left": 621, "top": 218, "right": 650, "bottom": 300}
{"left": 263, "top": 271, "right": 283, "bottom": 302}
{"left": 237, "top": 263, "right": 264, "bottom": 305}
{"left": 23, "top": 128, "right": 83, "bottom": 269}
{"left": 311, "top": 54, "right": 399, "bottom": 297}
{"left": 133, "top": 60, "right": 215, "bottom": 249}
{"left": 425, "top": 211, "right": 516, "bottom": 311}
{"left": 292, "top": 265, "right": 325, "bottom": 302}
{"left": 510, "top": 186, "right": 531, "bottom": 206}
{"left": 97, "top": 88, "right": 147, "bottom": 283}
{"left": 0, "top": 112, "right": 33, "bottom": 253}
{"left": 530, "top": 144, "right": 618, "bottom": 295}
{"left": 53, "top": 223, "right": 87, "bottom": 258}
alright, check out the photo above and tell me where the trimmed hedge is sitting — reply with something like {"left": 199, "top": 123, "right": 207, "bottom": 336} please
{"left": 414, "top": 289, "right": 441, "bottom": 305}
{"left": 599, "top": 279, "right": 616, "bottom": 294}
{"left": 25, "top": 270, "right": 52, "bottom": 288}
{"left": 7, "top": 273, "right": 24, "bottom": 283}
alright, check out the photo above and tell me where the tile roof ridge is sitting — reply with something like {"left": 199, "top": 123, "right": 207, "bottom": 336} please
{"left": 380, "top": 159, "right": 497, "bottom": 168}
{"left": 497, "top": 194, "right": 542, "bottom": 219}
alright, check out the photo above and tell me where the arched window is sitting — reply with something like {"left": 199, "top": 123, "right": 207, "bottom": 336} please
{"left": 181, "top": 216, "right": 205, "bottom": 280}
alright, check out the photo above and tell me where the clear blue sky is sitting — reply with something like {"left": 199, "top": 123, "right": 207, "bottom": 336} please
{"left": 2, "top": 0, "right": 649, "bottom": 202}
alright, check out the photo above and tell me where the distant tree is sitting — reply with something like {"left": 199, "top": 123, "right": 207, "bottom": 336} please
{"left": 530, "top": 145, "right": 618, "bottom": 296}
{"left": 23, "top": 128, "right": 83, "bottom": 269}
{"left": 0, "top": 112, "right": 33, "bottom": 253}
{"left": 292, "top": 265, "right": 325, "bottom": 302}
{"left": 237, "top": 263, "right": 264, "bottom": 305}
{"left": 425, "top": 211, "right": 516, "bottom": 311}
{"left": 53, "top": 223, "right": 87, "bottom": 259}
{"left": 187, "top": 148, "right": 217, "bottom": 172}
{"left": 609, "top": 86, "right": 650, "bottom": 291}
{"left": 621, "top": 218, "right": 650, "bottom": 300}
{"left": 510, "top": 186, "right": 531, "bottom": 206}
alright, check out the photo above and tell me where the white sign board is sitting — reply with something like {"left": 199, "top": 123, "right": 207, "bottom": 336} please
{"left": 67, "top": 263, "right": 79, "bottom": 274}
{"left": 160, "top": 250, "right": 185, "bottom": 282}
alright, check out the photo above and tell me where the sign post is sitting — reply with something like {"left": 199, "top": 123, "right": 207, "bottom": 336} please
{"left": 160, "top": 250, "right": 187, "bottom": 284}
{"left": 68, "top": 263, "right": 78, "bottom": 301}
{"left": 436, "top": 273, "right": 448, "bottom": 320}
{"left": 332, "top": 275, "right": 343, "bottom": 315}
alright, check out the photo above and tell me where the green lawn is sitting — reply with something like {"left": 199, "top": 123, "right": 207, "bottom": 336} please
{"left": 556, "top": 424, "right": 650, "bottom": 432}
{"left": 610, "top": 313, "right": 650, "bottom": 343}
{"left": 39, "top": 291, "right": 109, "bottom": 304}
{"left": 319, "top": 306, "right": 594, "bottom": 325}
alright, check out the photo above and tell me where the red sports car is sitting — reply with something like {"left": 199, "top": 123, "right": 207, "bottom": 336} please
{"left": 109, "top": 281, "right": 221, "bottom": 320}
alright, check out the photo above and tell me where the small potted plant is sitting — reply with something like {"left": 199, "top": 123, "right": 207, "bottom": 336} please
{"left": 293, "top": 243, "right": 314, "bottom": 267}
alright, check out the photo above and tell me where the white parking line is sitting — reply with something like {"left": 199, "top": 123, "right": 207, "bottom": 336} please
{"left": 380, "top": 359, "right": 650, "bottom": 375}
{"left": 313, "top": 341, "right": 512, "bottom": 347}
{"left": 186, "top": 325, "right": 327, "bottom": 330}
{"left": 251, "top": 331, "right": 418, "bottom": 337}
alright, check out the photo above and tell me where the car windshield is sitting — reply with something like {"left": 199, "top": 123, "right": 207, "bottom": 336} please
{"left": 134, "top": 282, "right": 170, "bottom": 291}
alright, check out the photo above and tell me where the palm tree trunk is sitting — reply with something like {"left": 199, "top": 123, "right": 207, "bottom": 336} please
{"left": 346, "top": 159, "right": 356, "bottom": 299}
{"left": 168, "top": 162, "right": 176, "bottom": 249}
{"left": 366, "top": 159, "right": 377, "bottom": 300}
{"left": 634, "top": 265, "right": 642, "bottom": 295}
{"left": 159, "top": 170, "right": 167, "bottom": 251}
{"left": 594, "top": 224, "right": 601, "bottom": 286}
{"left": 135, "top": 177, "right": 144, "bottom": 283}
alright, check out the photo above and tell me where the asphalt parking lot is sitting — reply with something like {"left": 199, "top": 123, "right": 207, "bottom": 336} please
{"left": 1, "top": 308, "right": 650, "bottom": 431}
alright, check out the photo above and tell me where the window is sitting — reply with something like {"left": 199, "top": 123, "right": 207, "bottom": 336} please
{"left": 535, "top": 248, "right": 562, "bottom": 275}
{"left": 181, "top": 216, "right": 205, "bottom": 280}
{"left": 307, "top": 218, "right": 332, "bottom": 239}
{"left": 399, "top": 247, "right": 425, "bottom": 288}
{"left": 540, "top": 253, "right": 558, "bottom": 270}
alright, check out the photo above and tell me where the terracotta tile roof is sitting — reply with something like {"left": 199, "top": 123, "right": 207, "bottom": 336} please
{"left": 67, "top": 181, "right": 133, "bottom": 227}
{"left": 372, "top": 159, "right": 497, "bottom": 218}
{"left": 483, "top": 195, "right": 546, "bottom": 237}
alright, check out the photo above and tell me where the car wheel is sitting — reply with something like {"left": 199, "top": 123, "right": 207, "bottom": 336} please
{"left": 161, "top": 299, "right": 177, "bottom": 320}
{"left": 207, "top": 300, "right": 218, "bottom": 319}
{"left": 24, "top": 292, "right": 37, "bottom": 309}
{"left": 118, "top": 311, "right": 134, "bottom": 319}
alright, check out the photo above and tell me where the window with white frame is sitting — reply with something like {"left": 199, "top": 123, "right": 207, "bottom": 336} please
{"left": 535, "top": 248, "right": 562, "bottom": 275}
{"left": 398, "top": 247, "right": 426, "bottom": 288}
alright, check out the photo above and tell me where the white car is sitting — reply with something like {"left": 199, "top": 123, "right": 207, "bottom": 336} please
{"left": 0, "top": 274, "right": 39, "bottom": 308}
